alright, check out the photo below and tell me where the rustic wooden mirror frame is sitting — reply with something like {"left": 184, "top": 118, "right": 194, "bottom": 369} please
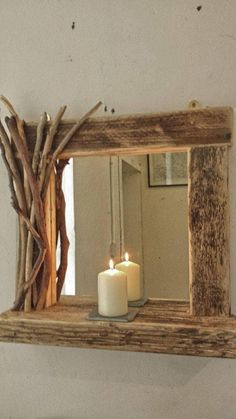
{"left": 0, "top": 104, "right": 235, "bottom": 358}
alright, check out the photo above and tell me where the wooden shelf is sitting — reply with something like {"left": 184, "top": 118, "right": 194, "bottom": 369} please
{"left": 0, "top": 296, "right": 236, "bottom": 358}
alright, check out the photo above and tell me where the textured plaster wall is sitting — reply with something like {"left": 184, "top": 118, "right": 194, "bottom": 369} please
{"left": 0, "top": 1, "right": 236, "bottom": 418}
{"left": 140, "top": 156, "right": 189, "bottom": 299}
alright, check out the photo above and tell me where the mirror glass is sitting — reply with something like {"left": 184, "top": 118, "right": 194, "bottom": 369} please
{"left": 62, "top": 152, "right": 189, "bottom": 300}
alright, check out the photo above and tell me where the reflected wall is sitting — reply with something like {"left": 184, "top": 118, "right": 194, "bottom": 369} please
{"left": 64, "top": 153, "right": 189, "bottom": 300}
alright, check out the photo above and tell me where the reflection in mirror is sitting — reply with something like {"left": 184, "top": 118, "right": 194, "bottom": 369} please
{"left": 60, "top": 160, "right": 75, "bottom": 296}
{"left": 62, "top": 152, "right": 189, "bottom": 300}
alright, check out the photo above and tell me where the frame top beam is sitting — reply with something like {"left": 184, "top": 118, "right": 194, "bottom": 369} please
{"left": 25, "top": 107, "right": 233, "bottom": 158}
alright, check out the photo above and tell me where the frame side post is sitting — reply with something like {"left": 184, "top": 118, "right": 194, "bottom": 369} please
{"left": 188, "top": 146, "right": 230, "bottom": 316}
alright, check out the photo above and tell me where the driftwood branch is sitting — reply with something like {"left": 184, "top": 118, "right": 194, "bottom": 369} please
{"left": 38, "top": 106, "right": 67, "bottom": 193}
{"left": 0, "top": 97, "right": 102, "bottom": 311}
{"left": 5, "top": 116, "right": 51, "bottom": 311}
{"left": 24, "top": 112, "right": 48, "bottom": 310}
{"left": 32, "top": 112, "right": 47, "bottom": 174}
{"left": 0, "top": 96, "right": 32, "bottom": 213}
{"left": 12, "top": 207, "right": 46, "bottom": 310}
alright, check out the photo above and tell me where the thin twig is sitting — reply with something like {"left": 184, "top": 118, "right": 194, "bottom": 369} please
{"left": 0, "top": 95, "right": 18, "bottom": 117}
{"left": 38, "top": 106, "right": 67, "bottom": 193}
{"left": 32, "top": 112, "right": 47, "bottom": 174}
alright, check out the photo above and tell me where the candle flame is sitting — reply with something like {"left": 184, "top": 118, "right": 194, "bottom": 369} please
{"left": 109, "top": 259, "right": 114, "bottom": 270}
{"left": 124, "top": 252, "right": 129, "bottom": 262}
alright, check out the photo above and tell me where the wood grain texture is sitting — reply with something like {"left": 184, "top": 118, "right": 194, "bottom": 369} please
{"left": 25, "top": 107, "right": 233, "bottom": 158}
{"left": 189, "top": 146, "right": 230, "bottom": 316}
{"left": 45, "top": 171, "right": 57, "bottom": 307}
{"left": 1, "top": 296, "right": 236, "bottom": 358}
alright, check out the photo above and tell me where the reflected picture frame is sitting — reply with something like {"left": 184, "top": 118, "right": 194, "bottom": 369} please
{"left": 147, "top": 152, "right": 188, "bottom": 187}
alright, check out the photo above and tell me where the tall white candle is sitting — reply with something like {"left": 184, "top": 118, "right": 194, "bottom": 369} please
{"left": 115, "top": 253, "right": 141, "bottom": 301}
{"left": 98, "top": 260, "right": 128, "bottom": 317}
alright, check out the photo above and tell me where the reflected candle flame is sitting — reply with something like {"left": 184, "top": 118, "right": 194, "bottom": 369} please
{"left": 124, "top": 252, "right": 129, "bottom": 262}
{"left": 109, "top": 259, "right": 114, "bottom": 270}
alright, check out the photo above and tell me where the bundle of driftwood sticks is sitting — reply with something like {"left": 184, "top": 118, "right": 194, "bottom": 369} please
{"left": 0, "top": 96, "right": 101, "bottom": 312}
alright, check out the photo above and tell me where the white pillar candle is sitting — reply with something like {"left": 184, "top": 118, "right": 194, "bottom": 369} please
{"left": 115, "top": 253, "right": 141, "bottom": 301}
{"left": 98, "top": 260, "right": 128, "bottom": 317}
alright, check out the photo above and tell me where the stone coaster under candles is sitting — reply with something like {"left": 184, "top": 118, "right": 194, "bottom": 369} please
{"left": 87, "top": 307, "right": 139, "bottom": 322}
{"left": 128, "top": 297, "right": 148, "bottom": 307}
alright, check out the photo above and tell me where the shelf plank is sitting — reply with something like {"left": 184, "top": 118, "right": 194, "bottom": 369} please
{"left": 1, "top": 296, "right": 236, "bottom": 358}
{"left": 25, "top": 107, "right": 233, "bottom": 158}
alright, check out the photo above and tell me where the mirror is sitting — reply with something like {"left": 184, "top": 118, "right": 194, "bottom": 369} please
{"left": 61, "top": 152, "right": 189, "bottom": 300}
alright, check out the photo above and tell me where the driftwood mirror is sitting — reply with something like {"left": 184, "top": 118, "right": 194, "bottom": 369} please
{"left": 0, "top": 97, "right": 234, "bottom": 358}
{"left": 61, "top": 152, "right": 189, "bottom": 301}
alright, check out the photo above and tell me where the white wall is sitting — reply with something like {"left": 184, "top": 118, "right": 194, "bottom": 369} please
{"left": 1, "top": 1, "right": 236, "bottom": 418}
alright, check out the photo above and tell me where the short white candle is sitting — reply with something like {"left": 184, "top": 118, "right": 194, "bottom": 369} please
{"left": 98, "top": 260, "right": 128, "bottom": 317}
{"left": 115, "top": 253, "right": 141, "bottom": 301}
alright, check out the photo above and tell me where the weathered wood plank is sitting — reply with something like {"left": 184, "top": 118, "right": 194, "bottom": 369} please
{"left": 188, "top": 146, "right": 230, "bottom": 316}
{"left": 0, "top": 297, "right": 236, "bottom": 358}
{"left": 25, "top": 107, "right": 233, "bottom": 158}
